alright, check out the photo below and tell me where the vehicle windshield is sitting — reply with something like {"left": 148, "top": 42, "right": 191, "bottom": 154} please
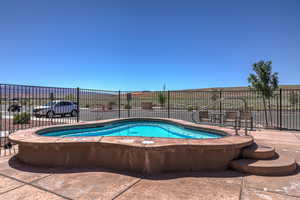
{"left": 43, "top": 101, "right": 55, "bottom": 106}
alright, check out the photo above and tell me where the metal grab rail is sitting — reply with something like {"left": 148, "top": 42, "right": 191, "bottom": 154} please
{"left": 191, "top": 97, "right": 248, "bottom": 135}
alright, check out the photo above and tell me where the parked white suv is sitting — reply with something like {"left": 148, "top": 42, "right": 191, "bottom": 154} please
{"left": 33, "top": 100, "right": 78, "bottom": 118}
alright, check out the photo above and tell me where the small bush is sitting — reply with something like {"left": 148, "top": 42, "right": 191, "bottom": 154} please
{"left": 124, "top": 104, "right": 131, "bottom": 109}
{"left": 187, "top": 105, "right": 194, "bottom": 112}
{"left": 108, "top": 101, "right": 116, "bottom": 110}
{"left": 20, "top": 99, "right": 29, "bottom": 106}
{"left": 13, "top": 112, "right": 31, "bottom": 124}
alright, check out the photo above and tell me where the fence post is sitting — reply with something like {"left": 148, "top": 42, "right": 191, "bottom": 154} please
{"left": 0, "top": 85, "right": 2, "bottom": 147}
{"left": 167, "top": 90, "right": 170, "bottom": 118}
{"left": 280, "top": 88, "right": 282, "bottom": 130}
{"left": 118, "top": 90, "right": 121, "bottom": 118}
{"left": 76, "top": 87, "right": 80, "bottom": 123}
{"left": 219, "top": 90, "right": 222, "bottom": 124}
{"left": 276, "top": 93, "right": 279, "bottom": 128}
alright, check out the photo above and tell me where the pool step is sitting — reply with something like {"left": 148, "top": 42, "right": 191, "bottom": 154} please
{"left": 230, "top": 153, "right": 297, "bottom": 176}
{"left": 242, "top": 143, "right": 275, "bottom": 159}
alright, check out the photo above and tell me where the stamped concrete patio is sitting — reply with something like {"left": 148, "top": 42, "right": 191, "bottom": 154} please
{"left": 0, "top": 128, "right": 300, "bottom": 200}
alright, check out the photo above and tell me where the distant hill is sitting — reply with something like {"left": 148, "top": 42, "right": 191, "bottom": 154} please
{"left": 174, "top": 85, "right": 300, "bottom": 92}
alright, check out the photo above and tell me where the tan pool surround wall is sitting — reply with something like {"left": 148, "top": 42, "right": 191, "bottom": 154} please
{"left": 9, "top": 118, "right": 253, "bottom": 174}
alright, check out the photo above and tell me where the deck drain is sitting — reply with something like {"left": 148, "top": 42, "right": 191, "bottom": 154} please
{"left": 142, "top": 140, "right": 154, "bottom": 144}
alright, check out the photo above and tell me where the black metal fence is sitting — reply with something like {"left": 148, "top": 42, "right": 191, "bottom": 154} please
{"left": 1, "top": 83, "right": 300, "bottom": 147}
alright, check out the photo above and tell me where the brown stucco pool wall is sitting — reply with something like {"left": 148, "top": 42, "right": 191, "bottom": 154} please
{"left": 9, "top": 118, "right": 253, "bottom": 174}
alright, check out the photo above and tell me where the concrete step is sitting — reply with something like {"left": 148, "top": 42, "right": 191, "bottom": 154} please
{"left": 230, "top": 153, "right": 297, "bottom": 176}
{"left": 242, "top": 143, "right": 275, "bottom": 159}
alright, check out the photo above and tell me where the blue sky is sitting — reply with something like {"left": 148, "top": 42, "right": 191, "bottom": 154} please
{"left": 0, "top": 0, "right": 299, "bottom": 91}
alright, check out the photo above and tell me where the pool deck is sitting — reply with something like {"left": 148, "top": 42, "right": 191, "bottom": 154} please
{"left": 8, "top": 118, "right": 253, "bottom": 173}
{"left": 1, "top": 127, "right": 300, "bottom": 200}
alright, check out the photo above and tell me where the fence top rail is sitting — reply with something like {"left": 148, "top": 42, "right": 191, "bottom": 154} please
{"left": 119, "top": 89, "right": 300, "bottom": 93}
{"left": 80, "top": 89, "right": 119, "bottom": 93}
{"left": 0, "top": 83, "right": 75, "bottom": 90}
{"left": 1, "top": 83, "right": 300, "bottom": 93}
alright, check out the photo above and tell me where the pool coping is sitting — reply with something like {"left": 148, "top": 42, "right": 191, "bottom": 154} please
{"left": 9, "top": 117, "right": 253, "bottom": 149}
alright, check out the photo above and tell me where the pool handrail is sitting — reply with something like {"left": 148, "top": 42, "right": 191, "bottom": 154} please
{"left": 191, "top": 97, "right": 249, "bottom": 135}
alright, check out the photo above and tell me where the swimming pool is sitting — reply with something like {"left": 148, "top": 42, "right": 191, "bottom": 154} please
{"left": 9, "top": 118, "right": 253, "bottom": 173}
{"left": 41, "top": 121, "right": 223, "bottom": 139}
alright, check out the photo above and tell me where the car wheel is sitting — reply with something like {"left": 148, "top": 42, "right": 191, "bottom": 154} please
{"left": 46, "top": 110, "right": 55, "bottom": 118}
{"left": 70, "top": 110, "right": 78, "bottom": 117}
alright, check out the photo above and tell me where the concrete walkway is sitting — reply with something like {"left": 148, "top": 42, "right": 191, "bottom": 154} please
{"left": 0, "top": 129, "right": 300, "bottom": 200}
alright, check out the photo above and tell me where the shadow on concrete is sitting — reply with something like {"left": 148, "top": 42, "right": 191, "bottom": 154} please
{"left": 8, "top": 155, "right": 299, "bottom": 180}
{"left": 7, "top": 155, "right": 248, "bottom": 180}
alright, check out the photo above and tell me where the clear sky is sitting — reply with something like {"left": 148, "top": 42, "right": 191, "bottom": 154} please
{"left": 0, "top": 0, "right": 299, "bottom": 91}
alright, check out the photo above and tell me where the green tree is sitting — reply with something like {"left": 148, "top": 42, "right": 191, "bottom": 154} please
{"left": 158, "top": 84, "right": 167, "bottom": 108}
{"left": 158, "top": 93, "right": 167, "bottom": 108}
{"left": 248, "top": 60, "right": 279, "bottom": 127}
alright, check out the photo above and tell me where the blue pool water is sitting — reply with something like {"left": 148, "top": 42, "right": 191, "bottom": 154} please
{"left": 41, "top": 121, "right": 223, "bottom": 139}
